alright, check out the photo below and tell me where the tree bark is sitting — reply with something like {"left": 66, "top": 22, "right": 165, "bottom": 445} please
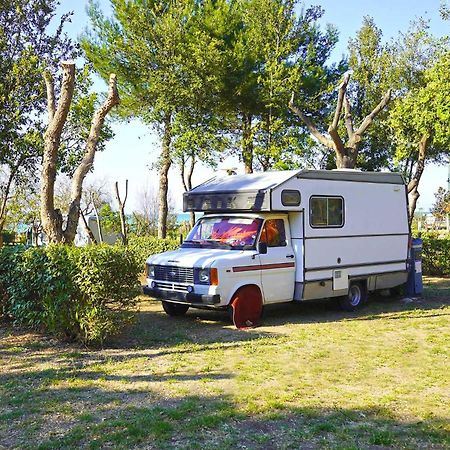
{"left": 41, "top": 62, "right": 75, "bottom": 243}
{"left": 242, "top": 114, "right": 254, "bottom": 174}
{"left": 41, "top": 63, "right": 119, "bottom": 244}
{"left": 115, "top": 180, "right": 128, "bottom": 245}
{"left": 187, "top": 157, "right": 196, "bottom": 228}
{"left": 158, "top": 114, "right": 172, "bottom": 239}
{"left": 407, "top": 134, "right": 429, "bottom": 227}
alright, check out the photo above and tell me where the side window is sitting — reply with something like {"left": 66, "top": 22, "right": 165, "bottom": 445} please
{"left": 260, "top": 219, "right": 287, "bottom": 247}
{"left": 310, "top": 196, "right": 344, "bottom": 227}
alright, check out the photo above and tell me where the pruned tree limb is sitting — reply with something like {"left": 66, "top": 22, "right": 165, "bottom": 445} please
{"left": 289, "top": 93, "right": 334, "bottom": 149}
{"left": 350, "top": 89, "right": 392, "bottom": 145}
{"left": 41, "top": 61, "right": 76, "bottom": 243}
{"left": 407, "top": 133, "right": 430, "bottom": 226}
{"left": 343, "top": 94, "right": 354, "bottom": 139}
{"left": 327, "top": 74, "right": 351, "bottom": 155}
{"left": 64, "top": 73, "right": 120, "bottom": 242}
{"left": 43, "top": 71, "right": 56, "bottom": 122}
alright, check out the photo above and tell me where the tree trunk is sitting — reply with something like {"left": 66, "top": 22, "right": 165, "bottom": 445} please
{"left": 41, "top": 62, "right": 75, "bottom": 243}
{"left": 158, "top": 114, "right": 172, "bottom": 239}
{"left": 41, "top": 63, "right": 119, "bottom": 244}
{"left": 115, "top": 180, "right": 128, "bottom": 245}
{"left": 335, "top": 147, "right": 358, "bottom": 169}
{"left": 407, "top": 134, "right": 429, "bottom": 227}
{"left": 0, "top": 163, "right": 21, "bottom": 233}
{"left": 242, "top": 114, "right": 253, "bottom": 174}
{"left": 186, "top": 156, "right": 195, "bottom": 229}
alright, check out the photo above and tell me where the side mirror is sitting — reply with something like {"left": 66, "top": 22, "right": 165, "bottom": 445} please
{"left": 258, "top": 242, "right": 268, "bottom": 255}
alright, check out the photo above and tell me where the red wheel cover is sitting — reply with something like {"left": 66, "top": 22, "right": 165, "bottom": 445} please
{"left": 230, "top": 286, "right": 263, "bottom": 329}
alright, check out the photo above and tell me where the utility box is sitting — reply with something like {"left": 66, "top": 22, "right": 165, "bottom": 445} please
{"left": 407, "top": 238, "right": 423, "bottom": 296}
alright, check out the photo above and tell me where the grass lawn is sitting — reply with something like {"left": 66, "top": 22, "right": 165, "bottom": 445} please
{"left": 0, "top": 277, "right": 449, "bottom": 449}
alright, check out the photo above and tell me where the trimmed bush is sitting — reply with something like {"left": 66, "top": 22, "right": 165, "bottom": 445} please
{"left": 421, "top": 234, "right": 450, "bottom": 276}
{"left": 0, "top": 244, "right": 141, "bottom": 345}
{"left": 128, "top": 235, "right": 179, "bottom": 269}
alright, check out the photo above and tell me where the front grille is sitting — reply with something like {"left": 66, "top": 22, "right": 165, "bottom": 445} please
{"left": 154, "top": 265, "right": 194, "bottom": 284}
{"left": 154, "top": 281, "right": 189, "bottom": 292}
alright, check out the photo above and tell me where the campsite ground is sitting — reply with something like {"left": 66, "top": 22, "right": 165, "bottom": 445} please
{"left": 1, "top": 278, "right": 449, "bottom": 449}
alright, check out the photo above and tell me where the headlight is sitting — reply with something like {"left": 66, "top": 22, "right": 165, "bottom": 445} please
{"left": 195, "top": 268, "right": 218, "bottom": 285}
{"left": 147, "top": 264, "right": 155, "bottom": 278}
{"left": 198, "top": 268, "right": 210, "bottom": 284}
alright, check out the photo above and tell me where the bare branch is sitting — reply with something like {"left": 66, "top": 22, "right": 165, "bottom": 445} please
{"left": 351, "top": 89, "right": 392, "bottom": 144}
{"left": 330, "top": 73, "right": 350, "bottom": 131}
{"left": 343, "top": 93, "right": 354, "bottom": 139}
{"left": 327, "top": 73, "right": 351, "bottom": 154}
{"left": 64, "top": 73, "right": 120, "bottom": 242}
{"left": 289, "top": 93, "right": 334, "bottom": 149}
{"left": 43, "top": 70, "right": 56, "bottom": 122}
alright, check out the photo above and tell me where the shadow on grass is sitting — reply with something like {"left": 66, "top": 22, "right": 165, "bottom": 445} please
{"left": 126, "top": 291, "right": 450, "bottom": 347}
{"left": 1, "top": 376, "right": 448, "bottom": 450}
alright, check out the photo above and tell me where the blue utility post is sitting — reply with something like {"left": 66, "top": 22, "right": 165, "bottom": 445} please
{"left": 407, "top": 238, "right": 423, "bottom": 296}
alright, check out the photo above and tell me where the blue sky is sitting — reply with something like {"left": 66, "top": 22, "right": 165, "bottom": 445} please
{"left": 57, "top": 0, "right": 449, "bottom": 213}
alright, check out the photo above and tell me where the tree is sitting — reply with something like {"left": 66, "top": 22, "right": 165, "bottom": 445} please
{"left": 223, "top": 0, "right": 342, "bottom": 173}
{"left": 431, "top": 187, "right": 450, "bottom": 225}
{"left": 40, "top": 62, "right": 119, "bottom": 243}
{"left": 390, "top": 52, "right": 450, "bottom": 223}
{"left": 82, "top": 0, "right": 225, "bottom": 238}
{"left": 0, "top": 0, "right": 76, "bottom": 231}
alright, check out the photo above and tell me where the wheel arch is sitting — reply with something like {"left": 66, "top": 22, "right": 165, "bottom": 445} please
{"left": 227, "top": 283, "right": 264, "bottom": 306}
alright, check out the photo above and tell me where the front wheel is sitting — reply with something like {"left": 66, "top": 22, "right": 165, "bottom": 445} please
{"left": 162, "top": 301, "right": 189, "bottom": 316}
{"left": 339, "top": 282, "right": 367, "bottom": 311}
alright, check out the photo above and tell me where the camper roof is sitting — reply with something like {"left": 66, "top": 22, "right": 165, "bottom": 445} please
{"left": 183, "top": 169, "right": 405, "bottom": 212}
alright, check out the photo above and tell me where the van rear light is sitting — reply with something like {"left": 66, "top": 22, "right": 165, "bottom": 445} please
{"left": 210, "top": 268, "right": 218, "bottom": 286}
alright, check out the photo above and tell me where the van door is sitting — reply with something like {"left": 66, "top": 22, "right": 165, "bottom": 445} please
{"left": 258, "top": 218, "right": 296, "bottom": 303}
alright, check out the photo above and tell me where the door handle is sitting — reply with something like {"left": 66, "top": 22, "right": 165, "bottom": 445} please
{"left": 286, "top": 254, "right": 295, "bottom": 259}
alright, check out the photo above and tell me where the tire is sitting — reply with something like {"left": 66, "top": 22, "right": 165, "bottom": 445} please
{"left": 162, "top": 301, "right": 189, "bottom": 316}
{"left": 229, "top": 285, "right": 263, "bottom": 328}
{"left": 339, "top": 282, "right": 367, "bottom": 311}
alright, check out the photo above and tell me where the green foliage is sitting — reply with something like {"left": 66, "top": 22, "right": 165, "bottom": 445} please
{"left": 98, "top": 203, "right": 121, "bottom": 234}
{"left": 1, "top": 230, "right": 16, "bottom": 244}
{"left": 390, "top": 51, "right": 450, "bottom": 166}
{"left": 0, "top": 244, "right": 141, "bottom": 344}
{"left": 128, "top": 235, "right": 179, "bottom": 269}
{"left": 0, "top": 0, "right": 77, "bottom": 228}
{"left": 421, "top": 234, "right": 450, "bottom": 276}
{"left": 431, "top": 187, "right": 450, "bottom": 222}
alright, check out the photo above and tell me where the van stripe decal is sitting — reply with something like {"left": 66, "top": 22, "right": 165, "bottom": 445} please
{"left": 232, "top": 262, "right": 295, "bottom": 273}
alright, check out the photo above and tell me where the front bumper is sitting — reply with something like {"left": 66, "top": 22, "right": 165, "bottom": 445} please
{"left": 142, "top": 286, "right": 221, "bottom": 305}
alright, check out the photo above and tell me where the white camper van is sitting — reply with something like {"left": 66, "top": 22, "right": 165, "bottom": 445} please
{"left": 143, "top": 169, "right": 409, "bottom": 324}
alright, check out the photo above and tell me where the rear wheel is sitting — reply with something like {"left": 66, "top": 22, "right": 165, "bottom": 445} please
{"left": 339, "top": 282, "right": 367, "bottom": 311}
{"left": 162, "top": 301, "right": 189, "bottom": 316}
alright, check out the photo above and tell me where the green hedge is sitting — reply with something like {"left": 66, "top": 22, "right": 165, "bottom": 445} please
{"left": 128, "top": 235, "right": 179, "bottom": 269}
{"left": 421, "top": 234, "right": 450, "bottom": 276}
{"left": 0, "top": 245, "right": 141, "bottom": 345}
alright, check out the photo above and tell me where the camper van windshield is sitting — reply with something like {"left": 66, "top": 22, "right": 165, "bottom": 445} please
{"left": 182, "top": 216, "right": 263, "bottom": 250}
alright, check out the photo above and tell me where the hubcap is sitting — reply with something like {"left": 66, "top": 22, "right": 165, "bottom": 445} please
{"left": 349, "top": 285, "right": 361, "bottom": 306}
